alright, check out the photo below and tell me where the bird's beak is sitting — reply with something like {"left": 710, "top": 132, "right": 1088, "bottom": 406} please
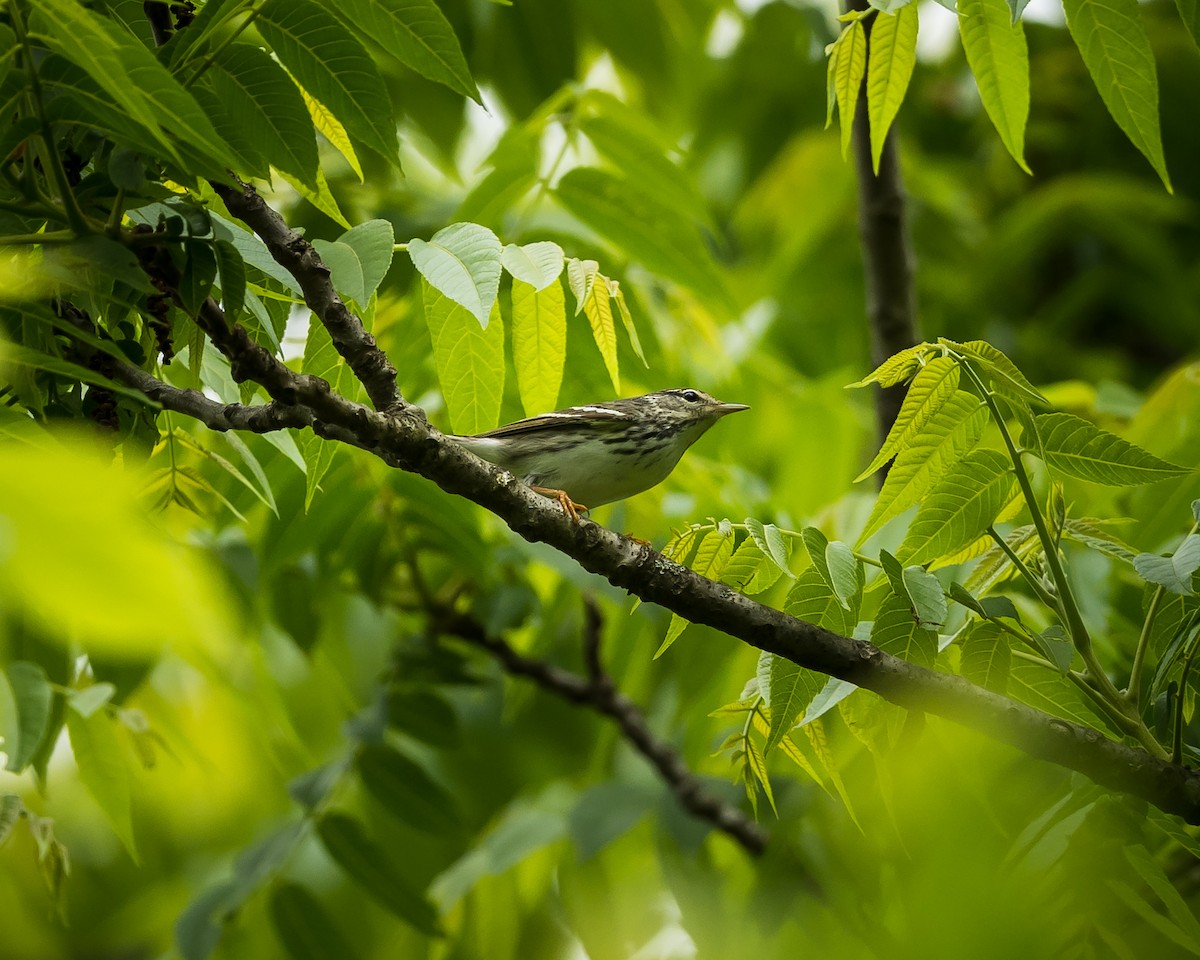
{"left": 716, "top": 403, "right": 750, "bottom": 416}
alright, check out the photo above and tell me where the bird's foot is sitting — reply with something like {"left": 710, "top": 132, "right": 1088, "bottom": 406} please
{"left": 532, "top": 486, "right": 589, "bottom": 522}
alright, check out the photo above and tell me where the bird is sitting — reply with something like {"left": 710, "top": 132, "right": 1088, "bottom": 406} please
{"left": 449, "top": 388, "right": 749, "bottom": 520}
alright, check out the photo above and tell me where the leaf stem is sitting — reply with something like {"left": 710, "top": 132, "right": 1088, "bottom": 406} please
{"left": 985, "top": 525, "right": 1056, "bottom": 608}
{"left": 1128, "top": 520, "right": 1200, "bottom": 707}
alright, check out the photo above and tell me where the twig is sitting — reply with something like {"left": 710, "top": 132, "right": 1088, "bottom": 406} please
{"left": 428, "top": 598, "right": 768, "bottom": 856}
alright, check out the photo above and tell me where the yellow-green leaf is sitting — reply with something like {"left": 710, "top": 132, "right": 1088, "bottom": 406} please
{"left": 582, "top": 273, "right": 620, "bottom": 394}
{"left": 511, "top": 278, "right": 567, "bottom": 417}
{"left": 1033, "top": 412, "right": 1189, "bottom": 486}
{"left": 655, "top": 529, "right": 734, "bottom": 658}
{"left": 897, "top": 448, "right": 1016, "bottom": 565}
{"left": 867, "top": 4, "right": 919, "bottom": 173}
{"left": 828, "top": 19, "right": 867, "bottom": 159}
{"left": 857, "top": 355, "right": 960, "bottom": 481}
{"left": 424, "top": 280, "right": 505, "bottom": 435}
{"left": 301, "top": 87, "right": 363, "bottom": 181}
{"left": 959, "top": 0, "right": 1031, "bottom": 173}
{"left": 859, "top": 391, "right": 988, "bottom": 542}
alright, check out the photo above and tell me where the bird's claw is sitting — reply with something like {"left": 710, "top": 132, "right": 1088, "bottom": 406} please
{"left": 532, "top": 486, "right": 588, "bottom": 522}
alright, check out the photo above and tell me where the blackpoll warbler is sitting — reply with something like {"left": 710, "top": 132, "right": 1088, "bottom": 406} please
{"left": 450, "top": 388, "right": 749, "bottom": 519}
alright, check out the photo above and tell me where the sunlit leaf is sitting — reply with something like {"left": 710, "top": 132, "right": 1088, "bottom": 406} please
{"left": 408, "top": 222, "right": 503, "bottom": 327}
{"left": 857, "top": 355, "right": 960, "bottom": 481}
{"left": 424, "top": 281, "right": 505, "bottom": 435}
{"left": 827, "top": 19, "right": 866, "bottom": 159}
{"left": 501, "top": 241, "right": 564, "bottom": 291}
{"left": 897, "top": 448, "right": 1016, "bottom": 565}
{"left": 511, "top": 278, "right": 567, "bottom": 417}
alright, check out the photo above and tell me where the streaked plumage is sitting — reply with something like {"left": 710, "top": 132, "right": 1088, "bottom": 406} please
{"left": 449, "top": 388, "right": 749, "bottom": 514}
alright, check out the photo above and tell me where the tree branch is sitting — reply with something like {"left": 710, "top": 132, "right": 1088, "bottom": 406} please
{"left": 429, "top": 599, "right": 769, "bottom": 856}
{"left": 133, "top": 275, "right": 1200, "bottom": 822}
{"left": 210, "top": 178, "right": 404, "bottom": 415}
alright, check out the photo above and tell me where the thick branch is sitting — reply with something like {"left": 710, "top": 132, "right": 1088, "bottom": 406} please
{"left": 848, "top": 1, "right": 919, "bottom": 457}
{"left": 113, "top": 363, "right": 316, "bottom": 433}
{"left": 166, "top": 308, "right": 1200, "bottom": 820}
{"left": 210, "top": 179, "right": 403, "bottom": 414}
{"left": 433, "top": 603, "right": 768, "bottom": 856}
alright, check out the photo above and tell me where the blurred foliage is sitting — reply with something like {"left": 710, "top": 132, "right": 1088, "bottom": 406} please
{"left": 2, "top": 0, "right": 1200, "bottom": 958}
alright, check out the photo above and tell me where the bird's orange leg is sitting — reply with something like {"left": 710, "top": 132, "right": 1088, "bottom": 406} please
{"left": 531, "top": 485, "right": 588, "bottom": 522}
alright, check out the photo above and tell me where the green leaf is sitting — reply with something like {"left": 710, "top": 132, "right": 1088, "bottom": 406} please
{"left": 299, "top": 316, "right": 357, "bottom": 508}
{"left": 958, "top": 0, "right": 1031, "bottom": 172}
{"left": 316, "top": 814, "right": 441, "bottom": 934}
{"left": 656, "top": 529, "right": 734, "bottom": 657}
{"left": 964, "top": 524, "right": 1040, "bottom": 595}
{"left": 29, "top": 0, "right": 239, "bottom": 176}
{"left": 762, "top": 655, "right": 823, "bottom": 753}
{"left": 1177, "top": 0, "right": 1200, "bottom": 49}
{"left": 826, "top": 541, "right": 863, "bottom": 613}
{"left": 553, "top": 167, "right": 730, "bottom": 308}
{"left": 866, "top": 4, "right": 919, "bottom": 173}
{"left": 257, "top": 0, "right": 400, "bottom": 165}
{"left": 785, "top": 568, "right": 859, "bottom": 635}
{"left": 179, "top": 240, "right": 218, "bottom": 314}
{"left": 357, "top": 744, "right": 459, "bottom": 834}
{"left": 960, "top": 621, "right": 1011, "bottom": 693}
{"left": 339, "top": 219, "right": 395, "bottom": 303}
{"left": 745, "top": 519, "right": 794, "bottom": 579}
{"left": 408, "top": 222, "right": 502, "bottom": 327}
{"left": 901, "top": 565, "right": 948, "bottom": 631}
{"left": 214, "top": 239, "right": 247, "bottom": 322}
{"left": 1063, "top": 518, "right": 1138, "bottom": 563}
{"left": 1062, "top": 0, "right": 1171, "bottom": 190}
{"left": 608, "top": 280, "right": 648, "bottom": 367}
{"left": 0, "top": 795, "right": 22, "bottom": 848}
{"left": 424, "top": 281, "right": 505, "bottom": 435}
{"left": 856, "top": 355, "right": 960, "bottom": 482}
{"left": 326, "top": 0, "right": 479, "bottom": 101}
{"left": 1134, "top": 535, "right": 1200, "bottom": 596}
{"left": 66, "top": 709, "right": 137, "bottom": 861}
{"left": 1009, "top": 661, "right": 1114, "bottom": 732}
{"left": 871, "top": 590, "right": 936, "bottom": 666}
{"left": 897, "top": 448, "right": 1016, "bottom": 565}
{"left": 204, "top": 41, "right": 319, "bottom": 186}
{"left": 1123, "top": 843, "right": 1200, "bottom": 952}
{"left": 68, "top": 682, "right": 116, "bottom": 719}
{"left": 1033, "top": 412, "right": 1188, "bottom": 486}
{"left": 384, "top": 690, "right": 460, "bottom": 748}
{"left": 941, "top": 338, "right": 1047, "bottom": 406}
{"left": 269, "top": 884, "right": 347, "bottom": 960}
{"left": 578, "top": 112, "right": 713, "bottom": 231}
{"left": 846, "top": 343, "right": 933, "bottom": 389}
{"left": 511, "top": 278, "right": 567, "bottom": 417}
{"left": 722, "top": 539, "right": 784, "bottom": 595}
{"left": 0, "top": 443, "right": 234, "bottom": 660}
{"left": 579, "top": 268, "right": 620, "bottom": 394}
{"left": 827, "top": 19, "right": 866, "bottom": 159}
{"left": 860, "top": 391, "right": 989, "bottom": 542}
{"left": 2, "top": 343, "right": 149, "bottom": 404}
{"left": 501, "top": 241, "right": 564, "bottom": 291}
{"left": 1034, "top": 625, "right": 1075, "bottom": 674}
{"left": 4, "top": 662, "right": 52, "bottom": 773}
{"left": 310, "top": 239, "right": 365, "bottom": 305}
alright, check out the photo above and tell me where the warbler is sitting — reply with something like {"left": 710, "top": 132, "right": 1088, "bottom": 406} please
{"left": 450, "top": 388, "right": 749, "bottom": 520}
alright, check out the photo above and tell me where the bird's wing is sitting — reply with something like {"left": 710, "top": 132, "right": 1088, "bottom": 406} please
{"left": 462, "top": 405, "right": 634, "bottom": 440}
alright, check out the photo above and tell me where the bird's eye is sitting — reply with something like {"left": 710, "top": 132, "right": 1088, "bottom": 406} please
{"left": 682, "top": 390, "right": 702, "bottom": 403}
